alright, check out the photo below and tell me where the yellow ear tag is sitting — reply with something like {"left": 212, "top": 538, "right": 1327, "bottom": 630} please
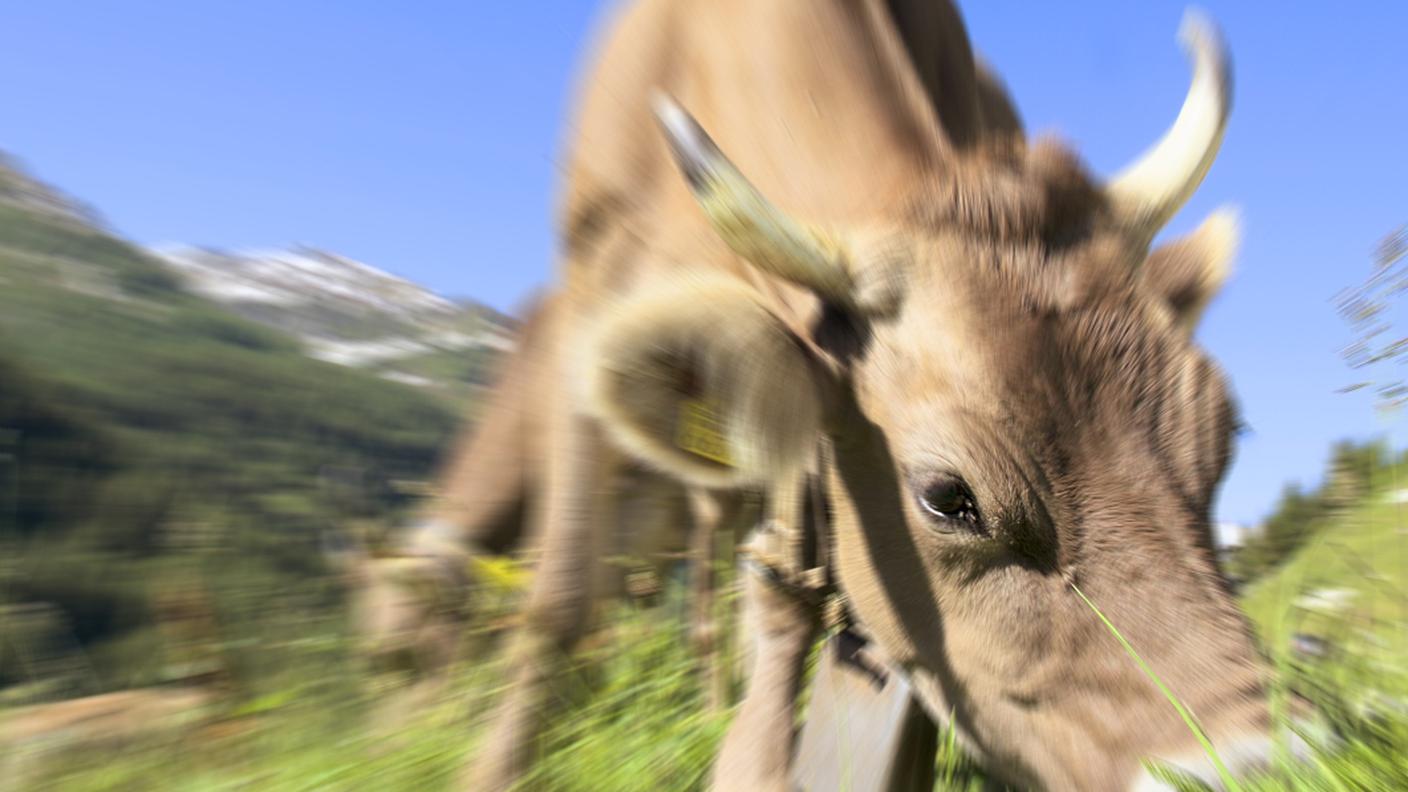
{"left": 677, "top": 398, "right": 733, "bottom": 467}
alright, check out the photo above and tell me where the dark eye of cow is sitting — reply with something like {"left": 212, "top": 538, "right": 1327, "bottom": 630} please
{"left": 917, "top": 475, "right": 982, "bottom": 532}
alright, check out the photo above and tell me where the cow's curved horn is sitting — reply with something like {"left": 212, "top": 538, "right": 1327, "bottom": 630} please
{"left": 1107, "top": 11, "right": 1232, "bottom": 236}
{"left": 652, "top": 94, "right": 855, "bottom": 304}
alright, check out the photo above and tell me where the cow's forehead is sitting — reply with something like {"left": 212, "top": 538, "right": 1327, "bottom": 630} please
{"left": 863, "top": 241, "right": 1202, "bottom": 453}
{"left": 872, "top": 141, "right": 1147, "bottom": 323}
{"left": 899, "top": 138, "right": 1109, "bottom": 250}
{"left": 844, "top": 138, "right": 1228, "bottom": 477}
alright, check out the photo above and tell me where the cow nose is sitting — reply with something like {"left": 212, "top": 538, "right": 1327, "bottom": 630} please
{"left": 1130, "top": 729, "right": 1316, "bottom": 791}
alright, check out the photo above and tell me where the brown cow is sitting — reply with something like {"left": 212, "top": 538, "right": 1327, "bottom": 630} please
{"left": 372, "top": 1, "right": 1286, "bottom": 789}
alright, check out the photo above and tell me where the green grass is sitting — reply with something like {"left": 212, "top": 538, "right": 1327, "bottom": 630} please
{"left": 11, "top": 456, "right": 1408, "bottom": 792}
{"left": 1226, "top": 464, "right": 1408, "bottom": 792}
{"left": 12, "top": 600, "right": 729, "bottom": 792}
{"left": 0, "top": 579, "right": 1359, "bottom": 792}
{"left": 8, "top": 518, "right": 1408, "bottom": 792}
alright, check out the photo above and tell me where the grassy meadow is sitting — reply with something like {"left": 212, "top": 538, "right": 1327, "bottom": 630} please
{"left": 11, "top": 468, "right": 1408, "bottom": 792}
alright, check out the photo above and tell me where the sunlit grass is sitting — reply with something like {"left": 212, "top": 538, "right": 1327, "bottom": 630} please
{"left": 12, "top": 492, "right": 1408, "bottom": 792}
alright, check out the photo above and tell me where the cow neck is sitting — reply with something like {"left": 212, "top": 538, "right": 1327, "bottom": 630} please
{"left": 669, "top": 0, "right": 949, "bottom": 228}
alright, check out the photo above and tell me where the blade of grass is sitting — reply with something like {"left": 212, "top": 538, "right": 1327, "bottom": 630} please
{"left": 1070, "top": 583, "right": 1242, "bottom": 792}
{"left": 942, "top": 707, "right": 958, "bottom": 787}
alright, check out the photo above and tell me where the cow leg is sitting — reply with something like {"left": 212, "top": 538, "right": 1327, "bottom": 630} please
{"left": 411, "top": 317, "right": 540, "bottom": 560}
{"left": 687, "top": 490, "right": 724, "bottom": 713}
{"left": 687, "top": 488, "right": 748, "bottom": 713}
{"left": 710, "top": 525, "right": 821, "bottom": 792}
{"left": 397, "top": 294, "right": 558, "bottom": 585}
{"left": 353, "top": 298, "right": 554, "bottom": 704}
{"left": 462, "top": 404, "right": 616, "bottom": 791}
{"left": 350, "top": 342, "right": 538, "bottom": 747}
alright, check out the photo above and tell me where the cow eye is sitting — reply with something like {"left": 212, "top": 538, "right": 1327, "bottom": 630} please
{"left": 916, "top": 475, "right": 982, "bottom": 532}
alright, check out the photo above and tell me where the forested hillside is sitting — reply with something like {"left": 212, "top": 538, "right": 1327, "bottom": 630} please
{"left": 0, "top": 155, "right": 486, "bottom": 692}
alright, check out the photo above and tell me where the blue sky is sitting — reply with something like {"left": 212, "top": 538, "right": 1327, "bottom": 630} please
{"left": 2, "top": 1, "right": 1405, "bottom": 527}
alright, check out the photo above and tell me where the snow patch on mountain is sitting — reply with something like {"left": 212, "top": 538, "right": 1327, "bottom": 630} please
{"left": 153, "top": 244, "right": 458, "bottom": 322}
{"left": 149, "top": 244, "right": 517, "bottom": 391}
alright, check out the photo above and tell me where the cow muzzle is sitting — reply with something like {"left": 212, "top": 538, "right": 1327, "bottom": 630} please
{"left": 1130, "top": 727, "right": 1317, "bottom": 791}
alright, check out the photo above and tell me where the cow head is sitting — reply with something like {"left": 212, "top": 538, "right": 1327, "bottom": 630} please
{"left": 587, "top": 13, "right": 1280, "bottom": 790}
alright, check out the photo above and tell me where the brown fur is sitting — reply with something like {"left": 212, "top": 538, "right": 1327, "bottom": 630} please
{"left": 814, "top": 212, "right": 1260, "bottom": 788}
{"left": 431, "top": 1, "right": 1268, "bottom": 790}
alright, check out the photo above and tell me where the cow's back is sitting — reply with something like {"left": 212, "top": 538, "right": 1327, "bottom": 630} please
{"left": 558, "top": 0, "right": 1020, "bottom": 296}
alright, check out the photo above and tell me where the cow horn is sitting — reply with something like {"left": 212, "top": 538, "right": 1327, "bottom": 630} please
{"left": 1107, "top": 10, "right": 1232, "bottom": 237}
{"left": 652, "top": 94, "right": 855, "bottom": 304}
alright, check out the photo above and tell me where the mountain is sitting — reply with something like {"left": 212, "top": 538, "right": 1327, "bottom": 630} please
{"left": 0, "top": 152, "right": 106, "bottom": 231}
{"left": 0, "top": 151, "right": 495, "bottom": 688}
{"left": 152, "top": 245, "right": 515, "bottom": 396}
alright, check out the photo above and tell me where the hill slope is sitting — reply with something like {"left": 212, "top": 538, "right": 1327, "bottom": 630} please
{"left": 1240, "top": 454, "right": 1408, "bottom": 727}
{"left": 0, "top": 153, "right": 490, "bottom": 689}
{"left": 1243, "top": 477, "right": 1408, "bottom": 644}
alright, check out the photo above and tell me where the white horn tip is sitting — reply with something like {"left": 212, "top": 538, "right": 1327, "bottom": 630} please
{"left": 1178, "top": 9, "right": 1230, "bottom": 84}
{"left": 650, "top": 92, "right": 685, "bottom": 133}
{"left": 1108, "top": 9, "right": 1233, "bottom": 236}
{"left": 650, "top": 91, "right": 723, "bottom": 190}
{"left": 1178, "top": 9, "right": 1217, "bottom": 50}
{"left": 651, "top": 93, "right": 707, "bottom": 152}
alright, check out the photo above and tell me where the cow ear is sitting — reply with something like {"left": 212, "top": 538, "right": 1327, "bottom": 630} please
{"left": 585, "top": 278, "right": 827, "bottom": 487}
{"left": 1141, "top": 207, "right": 1239, "bottom": 333}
